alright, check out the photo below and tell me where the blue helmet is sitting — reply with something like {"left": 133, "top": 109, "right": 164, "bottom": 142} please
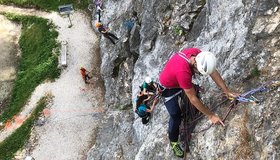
{"left": 137, "top": 105, "right": 147, "bottom": 118}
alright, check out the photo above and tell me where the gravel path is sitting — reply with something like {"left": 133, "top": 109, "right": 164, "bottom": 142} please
{"left": 0, "top": 5, "right": 105, "bottom": 160}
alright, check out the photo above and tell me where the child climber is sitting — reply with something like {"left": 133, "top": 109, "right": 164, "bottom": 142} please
{"left": 80, "top": 67, "right": 92, "bottom": 84}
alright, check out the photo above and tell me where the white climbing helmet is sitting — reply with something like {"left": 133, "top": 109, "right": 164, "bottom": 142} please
{"left": 145, "top": 76, "right": 152, "bottom": 84}
{"left": 196, "top": 51, "right": 217, "bottom": 75}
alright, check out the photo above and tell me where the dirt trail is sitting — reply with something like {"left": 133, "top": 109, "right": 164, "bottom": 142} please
{"left": 0, "top": 14, "right": 20, "bottom": 113}
{"left": 0, "top": 5, "right": 105, "bottom": 159}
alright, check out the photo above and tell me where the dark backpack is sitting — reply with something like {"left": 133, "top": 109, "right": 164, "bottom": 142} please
{"left": 136, "top": 104, "right": 147, "bottom": 118}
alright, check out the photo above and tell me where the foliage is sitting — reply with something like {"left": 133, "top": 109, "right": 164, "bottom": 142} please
{"left": 0, "top": 0, "right": 89, "bottom": 11}
{"left": 0, "top": 13, "right": 60, "bottom": 122}
{"left": 118, "top": 103, "right": 132, "bottom": 110}
{"left": 246, "top": 66, "right": 261, "bottom": 80}
{"left": 199, "top": 0, "right": 206, "bottom": 6}
{"left": 172, "top": 25, "right": 184, "bottom": 36}
{"left": 0, "top": 96, "right": 48, "bottom": 160}
{"left": 250, "top": 66, "right": 261, "bottom": 77}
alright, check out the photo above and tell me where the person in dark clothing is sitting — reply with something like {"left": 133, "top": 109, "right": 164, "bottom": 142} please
{"left": 135, "top": 91, "right": 158, "bottom": 124}
{"left": 142, "top": 76, "right": 158, "bottom": 96}
{"left": 96, "top": 22, "right": 119, "bottom": 44}
{"left": 95, "top": 0, "right": 103, "bottom": 23}
{"left": 96, "top": 10, "right": 101, "bottom": 22}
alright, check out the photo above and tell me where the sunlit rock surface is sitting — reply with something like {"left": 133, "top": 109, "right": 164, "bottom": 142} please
{"left": 88, "top": 0, "right": 280, "bottom": 159}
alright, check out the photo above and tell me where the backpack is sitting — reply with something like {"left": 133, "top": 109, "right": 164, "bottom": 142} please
{"left": 136, "top": 104, "right": 147, "bottom": 118}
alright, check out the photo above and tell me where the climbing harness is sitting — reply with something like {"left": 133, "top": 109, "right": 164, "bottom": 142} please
{"left": 157, "top": 82, "right": 183, "bottom": 103}
{"left": 164, "top": 90, "right": 182, "bottom": 102}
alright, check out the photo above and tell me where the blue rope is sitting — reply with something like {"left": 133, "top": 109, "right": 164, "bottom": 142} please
{"left": 123, "top": 20, "right": 135, "bottom": 30}
{"left": 236, "top": 81, "right": 278, "bottom": 103}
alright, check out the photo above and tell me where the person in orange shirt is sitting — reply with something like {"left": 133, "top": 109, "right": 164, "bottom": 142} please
{"left": 80, "top": 67, "right": 92, "bottom": 84}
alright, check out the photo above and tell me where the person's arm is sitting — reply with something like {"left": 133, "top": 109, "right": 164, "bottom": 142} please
{"left": 146, "top": 97, "right": 158, "bottom": 113}
{"left": 99, "top": 26, "right": 108, "bottom": 33}
{"left": 143, "top": 96, "right": 151, "bottom": 102}
{"left": 210, "top": 70, "right": 238, "bottom": 98}
{"left": 97, "top": 6, "right": 103, "bottom": 12}
{"left": 143, "top": 88, "right": 154, "bottom": 96}
{"left": 85, "top": 70, "right": 90, "bottom": 74}
{"left": 101, "top": 30, "right": 107, "bottom": 33}
{"left": 154, "top": 83, "right": 160, "bottom": 93}
{"left": 143, "top": 88, "right": 149, "bottom": 95}
{"left": 153, "top": 82, "right": 158, "bottom": 89}
{"left": 184, "top": 87, "right": 225, "bottom": 126}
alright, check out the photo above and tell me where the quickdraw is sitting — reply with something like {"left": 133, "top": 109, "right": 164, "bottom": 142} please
{"left": 191, "top": 80, "right": 279, "bottom": 133}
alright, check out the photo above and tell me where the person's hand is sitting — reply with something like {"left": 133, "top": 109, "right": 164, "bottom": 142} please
{"left": 224, "top": 91, "right": 239, "bottom": 100}
{"left": 208, "top": 114, "right": 225, "bottom": 127}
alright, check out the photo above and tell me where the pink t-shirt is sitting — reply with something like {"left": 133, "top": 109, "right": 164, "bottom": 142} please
{"left": 159, "top": 48, "right": 201, "bottom": 89}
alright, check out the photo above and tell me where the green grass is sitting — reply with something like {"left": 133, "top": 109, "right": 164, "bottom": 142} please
{"left": 0, "top": 13, "right": 60, "bottom": 122}
{"left": 245, "top": 66, "right": 261, "bottom": 80}
{"left": 0, "top": 0, "right": 90, "bottom": 11}
{"left": 0, "top": 96, "right": 48, "bottom": 160}
{"left": 172, "top": 25, "right": 184, "bottom": 36}
{"left": 250, "top": 66, "right": 261, "bottom": 78}
{"left": 199, "top": 0, "right": 206, "bottom": 6}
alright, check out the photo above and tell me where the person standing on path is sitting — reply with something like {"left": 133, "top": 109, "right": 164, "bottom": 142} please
{"left": 80, "top": 67, "right": 92, "bottom": 84}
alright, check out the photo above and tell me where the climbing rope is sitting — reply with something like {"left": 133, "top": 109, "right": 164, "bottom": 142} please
{"left": 189, "top": 80, "right": 280, "bottom": 133}
{"left": 143, "top": 81, "right": 279, "bottom": 125}
{"left": 175, "top": 80, "right": 279, "bottom": 158}
{"left": 138, "top": 80, "right": 279, "bottom": 152}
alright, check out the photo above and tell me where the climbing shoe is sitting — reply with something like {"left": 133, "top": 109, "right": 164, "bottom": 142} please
{"left": 170, "top": 141, "right": 184, "bottom": 158}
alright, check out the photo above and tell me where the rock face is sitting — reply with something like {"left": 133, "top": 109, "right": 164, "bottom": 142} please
{"left": 88, "top": 0, "right": 280, "bottom": 159}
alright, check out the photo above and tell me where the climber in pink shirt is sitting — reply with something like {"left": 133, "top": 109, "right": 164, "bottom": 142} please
{"left": 159, "top": 48, "right": 238, "bottom": 158}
